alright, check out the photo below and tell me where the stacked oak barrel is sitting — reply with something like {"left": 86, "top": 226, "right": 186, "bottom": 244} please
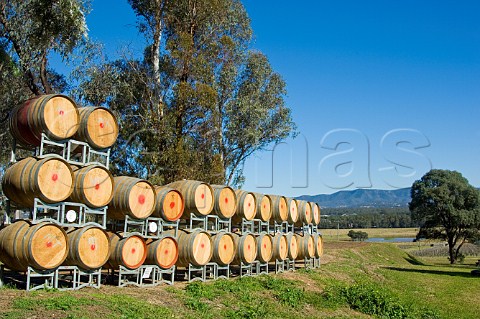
{"left": 0, "top": 94, "right": 323, "bottom": 289}
{"left": 0, "top": 94, "right": 122, "bottom": 279}
{"left": 163, "top": 181, "right": 323, "bottom": 279}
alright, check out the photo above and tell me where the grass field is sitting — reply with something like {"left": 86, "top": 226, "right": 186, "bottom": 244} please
{"left": 321, "top": 227, "right": 419, "bottom": 241}
{"left": 1, "top": 240, "right": 479, "bottom": 318}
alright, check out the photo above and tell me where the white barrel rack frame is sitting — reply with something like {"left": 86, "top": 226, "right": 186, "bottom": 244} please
{"left": 274, "top": 259, "right": 285, "bottom": 274}
{"left": 253, "top": 219, "right": 270, "bottom": 234}
{"left": 251, "top": 261, "right": 268, "bottom": 276}
{"left": 184, "top": 262, "right": 229, "bottom": 283}
{"left": 285, "top": 258, "right": 295, "bottom": 272}
{"left": 272, "top": 221, "right": 294, "bottom": 235}
{"left": 0, "top": 265, "right": 103, "bottom": 291}
{"left": 303, "top": 257, "right": 314, "bottom": 270}
{"left": 109, "top": 216, "right": 179, "bottom": 239}
{"left": 30, "top": 199, "right": 107, "bottom": 229}
{"left": 184, "top": 213, "right": 231, "bottom": 233}
{"left": 0, "top": 265, "right": 55, "bottom": 291}
{"left": 10, "top": 133, "right": 110, "bottom": 168}
{"left": 301, "top": 223, "right": 320, "bottom": 235}
{"left": 240, "top": 218, "right": 254, "bottom": 234}
{"left": 144, "top": 217, "right": 179, "bottom": 239}
{"left": 55, "top": 266, "right": 102, "bottom": 290}
{"left": 231, "top": 262, "right": 253, "bottom": 278}
{"left": 114, "top": 265, "right": 175, "bottom": 287}
{"left": 109, "top": 215, "right": 144, "bottom": 237}
{"left": 186, "top": 263, "right": 207, "bottom": 282}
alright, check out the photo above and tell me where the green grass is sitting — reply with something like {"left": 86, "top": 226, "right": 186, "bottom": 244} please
{"left": 2, "top": 292, "right": 174, "bottom": 319}
{"left": 1, "top": 241, "right": 479, "bottom": 319}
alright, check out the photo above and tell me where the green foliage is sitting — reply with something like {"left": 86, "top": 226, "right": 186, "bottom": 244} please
{"left": 410, "top": 169, "right": 480, "bottom": 263}
{"left": 348, "top": 230, "right": 369, "bottom": 241}
{"left": 0, "top": 0, "right": 90, "bottom": 95}
{"left": 76, "top": 0, "right": 295, "bottom": 186}
{"left": 321, "top": 207, "right": 419, "bottom": 229}
{"left": 0, "top": 0, "right": 91, "bottom": 173}
{"left": 323, "top": 282, "right": 441, "bottom": 319}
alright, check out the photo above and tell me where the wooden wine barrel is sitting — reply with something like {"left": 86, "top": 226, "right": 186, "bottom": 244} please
{"left": 311, "top": 202, "right": 321, "bottom": 225}
{"left": 253, "top": 193, "right": 272, "bottom": 222}
{"left": 152, "top": 186, "right": 184, "bottom": 222}
{"left": 169, "top": 229, "right": 212, "bottom": 267}
{"left": 286, "top": 232, "right": 298, "bottom": 260}
{"left": 211, "top": 185, "right": 237, "bottom": 219}
{"left": 63, "top": 226, "right": 110, "bottom": 270}
{"left": 145, "top": 236, "right": 179, "bottom": 269}
{"left": 272, "top": 233, "right": 288, "bottom": 261}
{"left": 313, "top": 233, "right": 324, "bottom": 257}
{"left": 73, "top": 107, "right": 119, "bottom": 150}
{"left": 9, "top": 94, "right": 79, "bottom": 147}
{"left": 269, "top": 195, "right": 288, "bottom": 223}
{"left": 286, "top": 198, "right": 299, "bottom": 224}
{"left": 107, "top": 177, "right": 155, "bottom": 220}
{"left": 256, "top": 232, "right": 273, "bottom": 263}
{"left": 69, "top": 165, "right": 114, "bottom": 208}
{"left": 295, "top": 234, "right": 315, "bottom": 260}
{"left": 106, "top": 232, "right": 147, "bottom": 270}
{"left": 295, "top": 200, "right": 313, "bottom": 226}
{"left": 167, "top": 180, "right": 214, "bottom": 217}
{"left": 232, "top": 233, "right": 257, "bottom": 265}
{"left": 232, "top": 190, "right": 256, "bottom": 224}
{"left": 0, "top": 220, "right": 68, "bottom": 271}
{"left": 2, "top": 156, "right": 74, "bottom": 207}
{"left": 210, "top": 231, "right": 236, "bottom": 266}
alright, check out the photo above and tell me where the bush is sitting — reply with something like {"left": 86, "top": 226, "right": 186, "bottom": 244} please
{"left": 348, "top": 230, "right": 369, "bottom": 241}
{"left": 323, "top": 282, "right": 441, "bottom": 319}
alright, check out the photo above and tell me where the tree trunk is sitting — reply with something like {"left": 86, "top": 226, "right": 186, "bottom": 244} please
{"left": 448, "top": 238, "right": 456, "bottom": 264}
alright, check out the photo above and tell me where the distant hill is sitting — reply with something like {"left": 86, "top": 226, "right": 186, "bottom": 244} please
{"left": 296, "top": 188, "right": 411, "bottom": 208}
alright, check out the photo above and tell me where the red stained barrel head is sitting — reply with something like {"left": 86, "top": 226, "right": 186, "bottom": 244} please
{"left": 138, "top": 195, "right": 145, "bottom": 205}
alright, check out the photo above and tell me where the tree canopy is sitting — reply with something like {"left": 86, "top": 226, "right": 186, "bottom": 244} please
{"left": 0, "top": 0, "right": 296, "bottom": 194}
{"left": 409, "top": 169, "right": 480, "bottom": 264}
{"left": 76, "top": 0, "right": 296, "bottom": 186}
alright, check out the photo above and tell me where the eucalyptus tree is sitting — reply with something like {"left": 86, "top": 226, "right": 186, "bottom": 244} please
{"left": 0, "top": 0, "right": 91, "bottom": 190}
{"left": 77, "top": 0, "right": 296, "bottom": 186}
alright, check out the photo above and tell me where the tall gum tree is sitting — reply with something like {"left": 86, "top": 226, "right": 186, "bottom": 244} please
{"left": 78, "top": 0, "right": 296, "bottom": 186}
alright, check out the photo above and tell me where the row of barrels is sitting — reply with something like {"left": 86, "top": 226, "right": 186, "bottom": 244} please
{"left": 9, "top": 94, "right": 119, "bottom": 150}
{"left": 0, "top": 220, "right": 324, "bottom": 272}
{"left": 0, "top": 220, "right": 177, "bottom": 272}
{"left": 1, "top": 156, "right": 185, "bottom": 222}
{"left": 2, "top": 156, "right": 321, "bottom": 225}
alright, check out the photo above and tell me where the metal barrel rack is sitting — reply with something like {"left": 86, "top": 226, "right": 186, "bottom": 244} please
{"left": 113, "top": 265, "right": 175, "bottom": 287}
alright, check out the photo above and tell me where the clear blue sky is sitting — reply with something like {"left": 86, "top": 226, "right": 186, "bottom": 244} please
{"left": 77, "top": 0, "right": 480, "bottom": 197}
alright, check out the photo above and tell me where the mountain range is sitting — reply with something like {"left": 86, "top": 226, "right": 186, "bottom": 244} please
{"left": 296, "top": 188, "right": 411, "bottom": 208}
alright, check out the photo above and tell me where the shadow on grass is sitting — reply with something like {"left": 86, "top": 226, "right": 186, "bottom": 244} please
{"left": 384, "top": 267, "right": 476, "bottom": 278}
{"left": 404, "top": 254, "right": 425, "bottom": 266}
